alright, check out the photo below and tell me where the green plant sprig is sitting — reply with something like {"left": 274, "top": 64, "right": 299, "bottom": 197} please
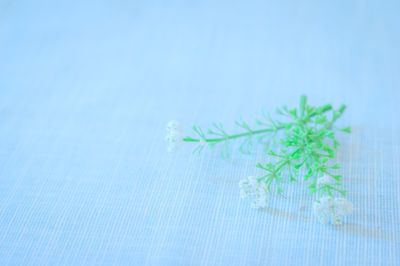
{"left": 182, "top": 95, "right": 350, "bottom": 198}
{"left": 182, "top": 103, "right": 333, "bottom": 144}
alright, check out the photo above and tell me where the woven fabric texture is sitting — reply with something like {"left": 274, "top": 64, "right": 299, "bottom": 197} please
{"left": 0, "top": 0, "right": 399, "bottom": 265}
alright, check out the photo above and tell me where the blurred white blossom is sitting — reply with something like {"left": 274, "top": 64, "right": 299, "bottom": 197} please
{"left": 313, "top": 196, "right": 353, "bottom": 225}
{"left": 165, "top": 120, "right": 183, "bottom": 152}
{"left": 317, "top": 175, "right": 336, "bottom": 188}
{"left": 239, "top": 176, "right": 269, "bottom": 209}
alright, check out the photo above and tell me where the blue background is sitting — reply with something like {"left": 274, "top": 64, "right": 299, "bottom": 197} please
{"left": 0, "top": 0, "right": 399, "bottom": 265}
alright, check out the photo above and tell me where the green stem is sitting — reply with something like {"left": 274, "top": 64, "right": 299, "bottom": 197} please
{"left": 183, "top": 126, "right": 285, "bottom": 143}
{"left": 183, "top": 103, "right": 333, "bottom": 144}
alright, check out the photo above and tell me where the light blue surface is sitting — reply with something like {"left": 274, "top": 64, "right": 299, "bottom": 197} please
{"left": 1, "top": 0, "right": 399, "bottom": 265}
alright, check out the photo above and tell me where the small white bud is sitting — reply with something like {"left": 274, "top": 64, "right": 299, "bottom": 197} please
{"left": 165, "top": 120, "right": 183, "bottom": 152}
{"left": 313, "top": 196, "right": 353, "bottom": 225}
{"left": 239, "top": 176, "right": 269, "bottom": 209}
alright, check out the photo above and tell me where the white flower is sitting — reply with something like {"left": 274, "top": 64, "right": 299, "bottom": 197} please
{"left": 317, "top": 175, "right": 336, "bottom": 188}
{"left": 239, "top": 176, "right": 269, "bottom": 209}
{"left": 165, "top": 120, "right": 183, "bottom": 152}
{"left": 313, "top": 196, "right": 353, "bottom": 225}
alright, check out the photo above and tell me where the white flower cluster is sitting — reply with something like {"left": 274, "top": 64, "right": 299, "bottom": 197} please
{"left": 313, "top": 196, "right": 353, "bottom": 225}
{"left": 239, "top": 176, "right": 269, "bottom": 209}
{"left": 165, "top": 120, "right": 183, "bottom": 152}
{"left": 317, "top": 175, "right": 336, "bottom": 188}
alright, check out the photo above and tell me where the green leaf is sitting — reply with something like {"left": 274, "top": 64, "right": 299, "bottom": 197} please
{"left": 309, "top": 182, "right": 317, "bottom": 193}
{"left": 300, "top": 95, "right": 307, "bottom": 117}
{"left": 305, "top": 168, "right": 314, "bottom": 180}
{"left": 330, "top": 163, "right": 340, "bottom": 170}
{"left": 294, "top": 162, "right": 303, "bottom": 170}
{"left": 289, "top": 109, "right": 297, "bottom": 117}
{"left": 341, "top": 127, "right": 352, "bottom": 133}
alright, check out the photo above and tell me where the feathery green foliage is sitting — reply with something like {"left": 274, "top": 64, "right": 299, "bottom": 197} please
{"left": 182, "top": 95, "right": 350, "bottom": 198}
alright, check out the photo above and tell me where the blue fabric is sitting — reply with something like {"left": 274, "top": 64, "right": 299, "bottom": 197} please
{"left": 0, "top": 0, "right": 399, "bottom": 265}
